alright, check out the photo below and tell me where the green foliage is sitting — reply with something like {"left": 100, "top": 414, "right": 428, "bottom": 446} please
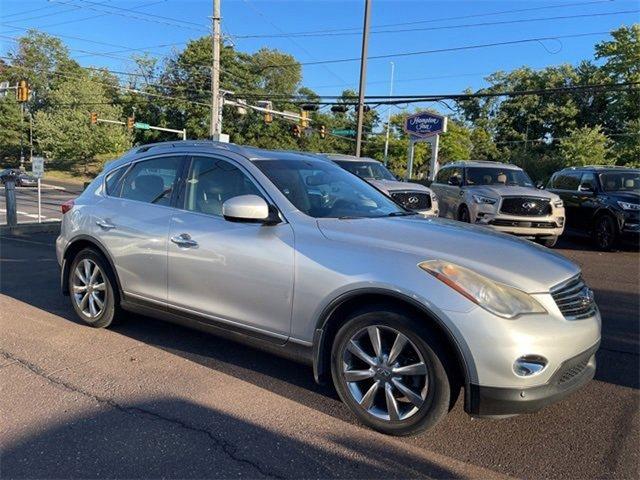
{"left": 0, "top": 96, "right": 25, "bottom": 165}
{"left": 558, "top": 126, "right": 612, "bottom": 167}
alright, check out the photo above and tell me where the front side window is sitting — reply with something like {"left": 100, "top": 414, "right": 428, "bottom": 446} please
{"left": 255, "top": 158, "right": 407, "bottom": 219}
{"left": 434, "top": 167, "right": 451, "bottom": 184}
{"left": 599, "top": 171, "right": 640, "bottom": 192}
{"left": 465, "top": 167, "right": 533, "bottom": 187}
{"left": 182, "top": 156, "right": 262, "bottom": 216}
{"left": 554, "top": 172, "right": 581, "bottom": 191}
{"left": 120, "top": 156, "right": 182, "bottom": 206}
{"left": 580, "top": 172, "right": 597, "bottom": 190}
{"left": 334, "top": 160, "right": 396, "bottom": 181}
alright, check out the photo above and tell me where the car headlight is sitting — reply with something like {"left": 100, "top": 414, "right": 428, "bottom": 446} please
{"left": 418, "top": 260, "right": 547, "bottom": 319}
{"left": 618, "top": 201, "right": 640, "bottom": 211}
{"left": 472, "top": 194, "right": 497, "bottom": 205}
{"left": 553, "top": 199, "right": 563, "bottom": 208}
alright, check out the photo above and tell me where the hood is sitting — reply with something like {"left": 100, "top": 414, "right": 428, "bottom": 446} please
{"left": 317, "top": 216, "right": 578, "bottom": 293}
{"left": 608, "top": 191, "right": 640, "bottom": 203}
{"left": 469, "top": 185, "right": 559, "bottom": 200}
{"left": 367, "top": 179, "right": 432, "bottom": 195}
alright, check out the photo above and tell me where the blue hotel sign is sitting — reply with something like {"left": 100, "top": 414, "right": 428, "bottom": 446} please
{"left": 404, "top": 111, "right": 447, "bottom": 138}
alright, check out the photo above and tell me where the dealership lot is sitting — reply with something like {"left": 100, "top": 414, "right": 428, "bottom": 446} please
{"left": 1, "top": 232, "right": 638, "bottom": 479}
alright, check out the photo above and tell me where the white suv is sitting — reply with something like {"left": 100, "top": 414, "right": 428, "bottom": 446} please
{"left": 430, "top": 161, "right": 565, "bottom": 247}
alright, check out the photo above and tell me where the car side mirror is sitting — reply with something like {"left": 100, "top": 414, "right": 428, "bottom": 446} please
{"left": 578, "top": 184, "right": 594, "bottom": 194}
{"left": 536, "top": 181, "right": 545, "bottom": 190}
{"left": 222, "top": 195, "right": 280, "bottom": 225}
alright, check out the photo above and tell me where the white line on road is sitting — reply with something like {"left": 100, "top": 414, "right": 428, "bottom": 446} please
{"left": 0, "top": 208, "right": 49, "bottom": 220}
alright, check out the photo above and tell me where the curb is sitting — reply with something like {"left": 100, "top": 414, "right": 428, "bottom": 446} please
{"left": 0, "top": 221, "right": 61, "bottom": 235}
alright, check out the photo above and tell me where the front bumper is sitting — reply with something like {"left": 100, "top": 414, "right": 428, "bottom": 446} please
{"left": 467, "top": 342, "right": 598, "bottom": 416}
{"left": 471, "top": 203, "right": 565, "bottom": 238}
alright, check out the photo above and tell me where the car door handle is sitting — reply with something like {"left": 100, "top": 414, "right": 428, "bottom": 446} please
{"left": 96, "top": 219, "right": 116, "bottom": 230}
{"left": 170, "top": 233, "right": 198, "bottom": 248}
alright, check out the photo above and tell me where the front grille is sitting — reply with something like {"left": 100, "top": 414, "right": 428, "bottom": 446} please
{"left": 390, "top": 191, "right": 432, "bottom": 210}
{"left": 490, "top": 219, "right": 557, "bottom": 228}
{"left": 500, "top": 197, "right": 551, "bottom": 216}
{"left": 551, "top": 275, "right": 597, "bottom": 320}
{"left": 557, "top": 358, "right": 589, "bottom": 384}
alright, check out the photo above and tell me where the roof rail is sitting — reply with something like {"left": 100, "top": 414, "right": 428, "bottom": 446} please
{"left": 567, "top": 165, "right": 633, "bottom": 170}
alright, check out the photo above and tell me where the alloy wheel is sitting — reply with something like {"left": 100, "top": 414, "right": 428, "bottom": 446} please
{"left": 341, "top": 325, "right": 429, "bottom": 422}
{"left": 72, "top": 259, "right": 107, "bottom": 319}
{"left": 596, "top": 218, "right": 613, "bottom": 249}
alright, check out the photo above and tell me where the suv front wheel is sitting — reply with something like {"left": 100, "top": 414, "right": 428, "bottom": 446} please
{"left": 331, "top": 309, "right": 454, "bottom": 436}
{"left": 593, "top": 215, "right": 618, "bottom": 251}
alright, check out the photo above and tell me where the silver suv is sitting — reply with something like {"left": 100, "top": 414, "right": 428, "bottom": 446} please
{"left": 56, "top": 142, "right": 600, "bottom": 436}
{"left": 430, "top": 161, "right": 565, "bottom": 247}
{"left": 319, "top": 154, "right": 438, "bottom": 217}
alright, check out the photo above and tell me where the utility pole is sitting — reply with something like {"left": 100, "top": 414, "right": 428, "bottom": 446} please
{"left": 383, "top": 62, "right": 395, "bottom": 165}
{"left": 354, "top": 0, "right": 371, "bottom": 157}
{"left": 210, "top": 0, "right": 222, "bottom": 139}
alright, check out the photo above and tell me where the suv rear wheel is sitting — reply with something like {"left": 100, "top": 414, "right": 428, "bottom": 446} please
{"left": 593, "top": 215, "right": 618, "bottom": 251}
{"left": 68, "top": 249, "right": 119, "bottom": 328}
{"left": 331, "top": 309, "right": 454, "bottom": 436}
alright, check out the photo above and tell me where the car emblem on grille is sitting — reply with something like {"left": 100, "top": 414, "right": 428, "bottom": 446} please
{"left": 577, "top": 287, "right": 595, "bottom": 307}
{"left": 522, "top": 201, "right": 537, "bottom": 210}
{"left": 408, "top": 196, "right": 419, "bottom": 204}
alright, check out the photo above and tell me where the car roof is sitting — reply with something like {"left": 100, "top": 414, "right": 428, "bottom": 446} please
{"left": 315, "top": 153, "right": 381, "bottom": 164}
{"left": 443, "top": 160, "right": 522, "bottom": 170}
{"left": 558, "top": 165, "right": 640, "bottom": 172}
{"left": 103, "top": 141, "right": 325, "bottom": 172}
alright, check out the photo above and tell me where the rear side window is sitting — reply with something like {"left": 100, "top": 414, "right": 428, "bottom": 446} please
{"left": 104, "top": 166, "right": 127, "bottom": 196}
{"left": 120, "top": 156, "right": 182, "bottom": 206}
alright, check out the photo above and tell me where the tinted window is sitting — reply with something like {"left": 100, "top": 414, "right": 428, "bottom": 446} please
{"left": 120, "top": 156, "right": 181, "bottom": 206}
{"left": 105, "top": 166, "right": 127, "bottom": 196}
{"left": 334, "top": 161, "right": 396, "bottom": 181}
{"left": 255, "top": 158, "right": 406, "bottom": 219}
{"left": 465, "top": 167, "right": 533, "bottom": 187}
{"left": 182, "top": 156, "right": 262, "bottom": 216}
{"left": 554, "top": 172, "right": 581, "bottom": 191}
{"left": 434, "top": 167, "right": 451, "bottom": 184}
{"left": 599, "top": 171, "right": 640, "bottom": 192}
{"left": 580, "top": 172, "right": 597, "bottom": 190}
{"left": 449, "top": 167, "right": 464, "bottom": 185}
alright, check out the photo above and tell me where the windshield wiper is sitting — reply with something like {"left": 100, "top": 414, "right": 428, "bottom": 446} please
{"left": 387, "top": 211, "right": 418, "bottom": 217}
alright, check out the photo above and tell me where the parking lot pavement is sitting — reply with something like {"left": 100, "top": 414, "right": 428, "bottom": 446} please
{"left": 0, "top": 184, "right": 77, "bottom": 224}
{"left": 1, "top": 233, "right": 638, "bottom": 479}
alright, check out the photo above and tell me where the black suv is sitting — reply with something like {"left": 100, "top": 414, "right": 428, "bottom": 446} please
{"left": 547, "top": 166, "right": 639, "bottom": 250}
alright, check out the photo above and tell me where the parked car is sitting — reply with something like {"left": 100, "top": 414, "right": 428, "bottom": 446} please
{"left": 57, "top": 142, "right": 600, "bottom": 436}
{"left": 547, "top": 166, "right": 639, "bottom": 250}
{"left": 430, "top": 161, "right": 565, "bottom": 247}
{"left": 0, "top": 168, "right": 38, "bottom": 187}
{"left": 317, "top": 153, "right": 439, "bottom": 217}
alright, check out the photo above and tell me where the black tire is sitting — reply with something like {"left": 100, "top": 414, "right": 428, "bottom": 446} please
{"left": 537, "top": 236, "right": 558, "bottom": 248}
{"left": 458, "top": 205, "right": 471, "bottom": 223}
{"left": 330, "top": 309, "right": 456, "bottom": 436}
{"left": 68, "top": 248, "right": 119, "bottom": 328}
{"left": 592, "top": 215, "right": 618, "bottom": 251}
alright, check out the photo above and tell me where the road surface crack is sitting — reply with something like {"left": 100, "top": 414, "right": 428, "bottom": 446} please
{"left": 1, "top": 349, "right": 285, "bottom": 480}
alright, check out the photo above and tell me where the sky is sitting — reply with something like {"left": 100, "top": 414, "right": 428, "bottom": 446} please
{"left": 1, "top": 0, "right": 638, "bottom": 114}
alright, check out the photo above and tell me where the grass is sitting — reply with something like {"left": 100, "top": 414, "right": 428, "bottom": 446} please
{"left": 44, "top": 169, "right": 96, "bottom": 185}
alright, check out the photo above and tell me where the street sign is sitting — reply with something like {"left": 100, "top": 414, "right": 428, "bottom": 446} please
{"left": 403, "top": 111, "right": 447, "bottom": 138}
{"left": 331, "top": 129, "right": 356, "bottom": 137}
{"left": 31, "top": 157, "right": 45, "bottom": 179}
{"left": 134, "top": 122, "right": 151, "bottom": 130}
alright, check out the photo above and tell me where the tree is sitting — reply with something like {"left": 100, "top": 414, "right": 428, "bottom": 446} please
{"left": 34, "top": 74, "right": 131, "bottom": 171}
{"left": 0, "top": 96, "right": 25, "bottom": 165}
{"left": 558, "top": 126, "right": 612, "bottom": 167}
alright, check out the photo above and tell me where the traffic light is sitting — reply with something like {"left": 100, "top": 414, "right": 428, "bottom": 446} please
{"left": 257, "top": 100, "right": 273, "bottom": 124}
{"left": 299, "top": 110, "right": 309, "bottom": 128}
{"left": 90, "top": 112, "right": 98, "bottom": 125}
{"left": 362, "top": 105, "right": 371, "bottom": 113}
{"left": 264, "top": 111, "right": 273, "bottom": 124}
{"left": 331, "top": 105, "right": 348, "bottom": 113}
{"left": 16, "top": 79, "right": 30, "bottom": 102}
{"left": 319, "top": 125, "right": 326, "bottom": 139}
{"left": 292, "top": 125, "right": 301, "bottom": 138}
{"left": 127, "top": 117, "right": 135, "bottom": 130}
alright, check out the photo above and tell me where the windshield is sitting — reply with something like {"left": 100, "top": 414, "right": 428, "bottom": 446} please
{"left": 599, "top": 171, "right": 640, "bottom": 192}
{"left": 255, "top": 159, "right": 408, "bottom": 218}
{"left": 466, "top": 167, "right": 534, "bottom": 187}
{"left": 334, "top": 160, "right": 396, "bottom": 181}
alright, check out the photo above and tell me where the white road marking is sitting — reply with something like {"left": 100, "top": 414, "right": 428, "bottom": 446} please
{"left": 0, "top": 208, "right": 49, "bottom": 220}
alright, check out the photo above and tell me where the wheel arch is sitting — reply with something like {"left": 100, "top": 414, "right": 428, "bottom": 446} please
{"left": 61, "top": 235, "right": 122, "bottom": 300}
{"left": 312, "top": 288, "right": 472, "bottom": 399}
{"left": 592, "top": 206, "right": 622, "bottom": 231}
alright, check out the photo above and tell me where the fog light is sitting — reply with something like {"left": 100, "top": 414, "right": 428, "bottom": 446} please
{"left": 513, "top": 355, "right": 547, "bottom": 377}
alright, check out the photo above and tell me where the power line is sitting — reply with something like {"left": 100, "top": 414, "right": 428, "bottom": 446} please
{"left": 234, "top": 9, "right": 638, "bottom": 39}
{"left": 255, "top": 30, "right": 614, "bottom": 70}
{"left": 230, "top": 0, "right": 615, "bottom": 37}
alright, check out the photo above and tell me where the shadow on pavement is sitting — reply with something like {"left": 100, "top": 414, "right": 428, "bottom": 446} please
{"left": 557, "top": 234, "right": 639, "bottom": 253}
{"left": 1, "top": 398, "right": 459, "bottom": 479}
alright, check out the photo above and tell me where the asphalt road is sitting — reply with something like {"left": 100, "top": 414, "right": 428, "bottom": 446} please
{"left": 0, "top": 180, "right": 79, "bottom": 224}
{"left": 0, "top": 232, "right": 638, "bottom": 479}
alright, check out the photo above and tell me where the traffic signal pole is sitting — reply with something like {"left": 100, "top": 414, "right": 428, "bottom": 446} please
{"left": 354, "top": 0, "right": 371, "bottom": 157}
{"left": 93, "top": 117, "right": 187, "bottom": 140}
